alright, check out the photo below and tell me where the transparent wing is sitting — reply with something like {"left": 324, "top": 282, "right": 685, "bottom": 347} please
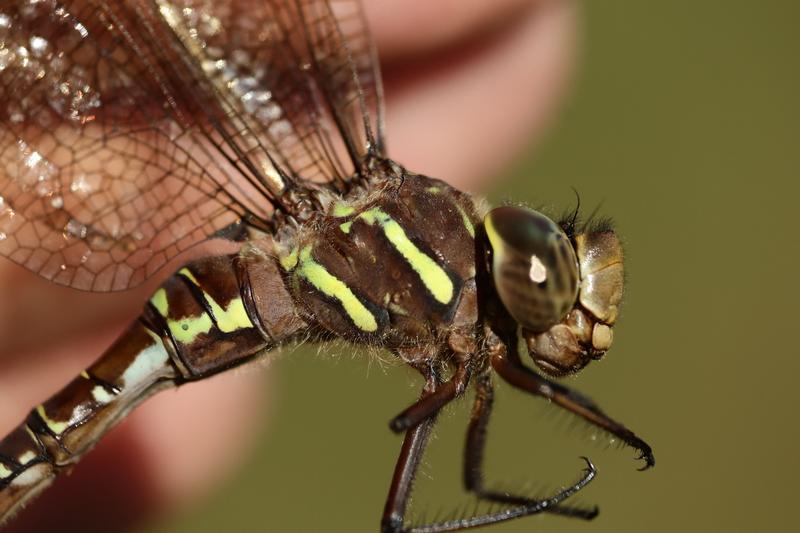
{"left": 299, "top": 0, "right": 387, "bottom": 156}
{"left": 157, "top": 0, "right": 385, "bottom": 187}
{"left": 0, "top": 0, "right": 385, "bottom": 291}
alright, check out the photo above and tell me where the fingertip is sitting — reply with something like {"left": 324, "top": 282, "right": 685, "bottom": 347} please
{"left": 366, "top": 0, "right": 541, "bottom": 59}
{"left": 132, "top": 368, "right": 271, "bottom": 508}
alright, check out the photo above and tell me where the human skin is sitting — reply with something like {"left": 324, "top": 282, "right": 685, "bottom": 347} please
{"left": 0, "top": 0, "right": 577, "bottom": 530}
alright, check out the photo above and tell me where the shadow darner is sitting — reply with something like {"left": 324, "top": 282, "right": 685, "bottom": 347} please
{"left": 0, "top": 0, "right": 654, "bottom": 530}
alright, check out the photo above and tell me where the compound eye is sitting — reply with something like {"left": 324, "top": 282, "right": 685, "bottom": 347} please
{"left": 484, "top": 206, "right": 579, "bottom": 332}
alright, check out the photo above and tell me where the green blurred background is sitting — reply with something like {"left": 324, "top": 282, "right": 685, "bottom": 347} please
{"left": 146, "top": 1, "right": 799, "bottom": 532}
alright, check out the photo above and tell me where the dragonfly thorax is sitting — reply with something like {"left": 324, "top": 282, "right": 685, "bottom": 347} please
{"left": 276, "top": 171, "right": 480, "bottom": 348}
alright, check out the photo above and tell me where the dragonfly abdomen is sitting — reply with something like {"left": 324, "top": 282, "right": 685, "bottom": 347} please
{"left": 0, "top": 319, "right": 177, "bottom": 520}
{"left": 0, "top": 251, "right": 307, "bottom": 521}
{"left": 146, "top": 255, "right": 288, "bottom": 379}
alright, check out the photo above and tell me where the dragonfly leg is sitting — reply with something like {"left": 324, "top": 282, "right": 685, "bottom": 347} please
{"left": 382, "top": 419, "right": 594, "bottom": 533}
{"left": 490, "top": 337, "right": 655, "bottom": 470}
{"left": 382, "top": 363, "right": 441, "bottom": 532}
{"left": 388, "top": 361, "right": 471, "bottom": 433}
{"left": 381, "top": 363, "right": 595, "bottom": 533}
{"left": 381, "top": 414, "right": 438, "bottom": 533}
{"left": 462, "top": 372, "right": 598, "bottom": 520}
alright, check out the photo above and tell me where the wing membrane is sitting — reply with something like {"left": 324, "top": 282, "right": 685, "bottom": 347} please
{"left": 0, "top": 0, "right": 385, "bottom": 291}
{"left": 298, "top": 0, "right": 386, "bottom": 158}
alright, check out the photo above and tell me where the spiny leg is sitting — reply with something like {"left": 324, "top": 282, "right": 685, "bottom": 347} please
{"left": 490, "top": 338, "right": 654, "bottom": 470}
{"left": 381, "top": 442, "right": 597, "bottom": 533}
{"left": 382, "top": 414, "right": 439, "bottom": 533}
{"left": 382, "top": 363, "right": 442, "bottom": 532}
{"left": 382, "top": 364, "right": 595, "bottom": 533}
{"left": 463, "top": 373, "right": 598, "bottom": 520}
{"left": 389, "top": 362, "right": 471, "bottom": 433}
{"left": 409, "top": 461, "right": 593, "bottom": 533}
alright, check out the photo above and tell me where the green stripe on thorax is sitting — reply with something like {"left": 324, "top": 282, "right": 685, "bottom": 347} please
{"left": 456, "top": 205, "right": 475, "bottom": 237}
{"left": 358, "top": 208, "right": 454, "bottom": 305}
{"left": 296, "top": 245, "right": 379, "bottom": 332}
{"left": 331, "top": 201, "right": 356, "bottom": 217}
{"left": 279, "top": 247, "right": 299, "bottom": 270}
{"left": 425, "top": 185, "right": 475, "bottom": 237}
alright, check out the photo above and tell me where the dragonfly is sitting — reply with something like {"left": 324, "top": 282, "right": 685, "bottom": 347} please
{"left": 0, "top": 0, "right": 654, "bottom": 531}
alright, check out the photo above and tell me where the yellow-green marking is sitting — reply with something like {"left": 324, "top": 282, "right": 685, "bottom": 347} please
{"left": 178, "top": 269, "right": 254, "bottom": 333}
{"left": 483, "top": 214, "right": 505, "bottom": 264}
{"left": 456, "top": 205, "right": 475, "bottom": 237}
{"left": 427, "top": 185, "right": 475, "bottom": 237}
{"left": 206, "top": 296, "right": 252, "bottom": 332}
{"left": 17, "top": 451, "right": 36, "bottom": 465}
{"left": 331, "top": 201, "right": 356, "bottom": 217}
{"left": 36, "top": 405, "right": 68, "bottom": 435}
{"left": 151, "top": 287, "right": 213, "bottom": 343}
{"left": 149, "top": 269, "right": 255, "bottom": 344}
{"left": 279, "top": 247, "right": 299, "bottom": 271}
{"left": 297, "top": 245, "right": 378, "bottom": 332}
{"left": 359, "top": 208, "right": 454, "bottom": 305}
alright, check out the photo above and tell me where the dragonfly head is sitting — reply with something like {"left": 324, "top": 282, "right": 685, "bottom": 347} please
{"left": 483, "top": 206, "right": 624, "bottom": 377}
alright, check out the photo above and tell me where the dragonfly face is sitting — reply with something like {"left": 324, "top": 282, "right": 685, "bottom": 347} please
{"left": 483, "top": 205, "right": 624, "bottom": 377}
{"left": 0, "top": 1, "right": 653, "bottom": 530}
